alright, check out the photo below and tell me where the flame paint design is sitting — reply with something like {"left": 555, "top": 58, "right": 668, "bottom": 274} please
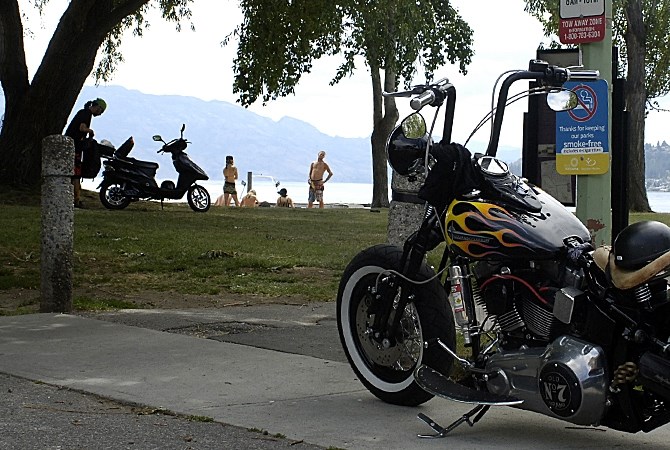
{"left": 446, "top": 201, "right": 538, "bottom": 259}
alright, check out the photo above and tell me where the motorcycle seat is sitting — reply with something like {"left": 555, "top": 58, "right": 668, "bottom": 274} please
{"left": 116, "top": 156, "right": 159, "bottom": 170}
{"left": 593, "top": 246, "right": 670, "bottom": 290}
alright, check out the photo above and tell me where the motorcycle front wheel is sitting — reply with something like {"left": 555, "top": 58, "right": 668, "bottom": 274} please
{"left": 99, "top": 180, "right": 131, "bottom": 210}
{"left": 187, "top": 185, "right": 211, "bottom": 212}
{"left": 337, "top": 244, "right": 455, "bottom": 406}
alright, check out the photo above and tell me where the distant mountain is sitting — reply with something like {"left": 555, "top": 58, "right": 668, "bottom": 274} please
{"left": 74, "top": 86, "right": 376, "bottom": 183}
{"left": 0, "top": 87, "right": 532, "bottom": 183}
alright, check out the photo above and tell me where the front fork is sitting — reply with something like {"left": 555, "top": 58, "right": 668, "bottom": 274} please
{"left": 371, "top": 206, "right": 480, "bottom": 356}
{"left": 370, "top": 207, "right": 438, "bottom": 345}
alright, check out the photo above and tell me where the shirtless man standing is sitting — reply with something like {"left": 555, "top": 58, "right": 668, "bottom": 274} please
{"left": 308, "top": 151, "right": 333, "bottom": 208}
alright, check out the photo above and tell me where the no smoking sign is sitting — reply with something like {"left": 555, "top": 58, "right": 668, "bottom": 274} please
{"left": 569, "top": 84, "right": 598, "bottom": 122}
{"left": 556, "top": 80, "right": 609, "bottom": 175}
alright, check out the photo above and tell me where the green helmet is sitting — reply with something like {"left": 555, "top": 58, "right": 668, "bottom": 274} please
{"left": 94, "top": 98, "right": 107, "bottom": 112}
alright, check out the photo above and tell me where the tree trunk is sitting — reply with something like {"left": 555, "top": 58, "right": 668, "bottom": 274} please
{"left": 0, "top": 0, "right": 148, "bottom": 187}
{"left": 369, "top": 65, "right": 398, "bottom": 208}
{"left": 0, "top": 0, "right": 30, "bottom": 121}
{"left": 624, "top": 0, "right": 651, "bottom": 212}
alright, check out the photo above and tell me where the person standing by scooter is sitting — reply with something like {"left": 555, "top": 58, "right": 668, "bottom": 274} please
{"left": 64, "top": 98, "right": 107, "bottom": 208}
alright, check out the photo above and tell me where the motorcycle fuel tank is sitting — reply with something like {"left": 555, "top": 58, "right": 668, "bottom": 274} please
{"left": 445, "top": 188, "right": 590, "bottom": 260}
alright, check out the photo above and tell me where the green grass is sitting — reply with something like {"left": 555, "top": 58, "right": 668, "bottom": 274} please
{"left": 3, "top": 187, "right": 670, "bottom": 312}
{"left": 73, "top": 297, "right": 140, "bottom": 311}
{"left": 0, "top": 191, "right": 388, "bottom": 308}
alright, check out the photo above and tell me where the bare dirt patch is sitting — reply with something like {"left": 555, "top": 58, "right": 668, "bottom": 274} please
{"left": 0, "top": 287, "right": 312, "bottom": 315}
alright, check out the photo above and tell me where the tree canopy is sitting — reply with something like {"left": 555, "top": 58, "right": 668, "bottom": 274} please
{"left": 227, "top": 0, "right": 474, "bottom": 207}
{"left": 523, "top": 0, "right": 670, "bottom": 211}
{"left": 229, "top": 0, "right": 473, "bottom": 106}
{"left": 524, "top": 0, "right": 670, "bottom": 107}
{"left": 0, "top": 0, "right": 193, "bottom": 187}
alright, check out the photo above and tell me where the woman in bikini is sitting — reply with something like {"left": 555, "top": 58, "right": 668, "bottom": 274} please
{"left": 240, "top": 189, "right": 259, "bottom": 207}
{"left": 222, "top": 155, "right": 239, "bottom": 206}
{"left": 276, "top": 188, "right": 295, "bottom": 208}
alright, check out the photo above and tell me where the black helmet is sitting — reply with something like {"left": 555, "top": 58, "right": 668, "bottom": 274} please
{"left": 386, "top": 123, "right": 428, "bottom": 176}
{"left": 613, "top": 221, "right": 670, "bottom": 270}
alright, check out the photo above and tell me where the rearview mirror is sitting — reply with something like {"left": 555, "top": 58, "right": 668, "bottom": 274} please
{"left": 152, "top": 135, "right": 163, "bottom": 142}
{"left": 547, "top": 90, "right": 578, "bottom": 112}
{"left": 401, "top": 113, "right": 427, "bottom": 139}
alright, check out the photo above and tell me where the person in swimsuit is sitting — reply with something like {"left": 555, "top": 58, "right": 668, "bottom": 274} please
{"left": 240, "top": 189, "right": 259, "bottom": 207}
{"left": 276, "top": 188, "right": 295, "bottom": 208}
{"left": 222, "top": 155, "right": 239, "bottom": 206}
{"left": 308, "top": 150, "right": 333, "bottom": 208}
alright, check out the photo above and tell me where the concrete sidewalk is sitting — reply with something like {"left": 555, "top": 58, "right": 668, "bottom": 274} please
{"left": 1, "top": 306, "right": 670, "bottom": 449}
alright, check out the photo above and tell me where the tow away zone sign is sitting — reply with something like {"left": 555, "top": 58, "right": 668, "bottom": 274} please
{"left": 559, "top": 0, "right": 605, "bottom": 44}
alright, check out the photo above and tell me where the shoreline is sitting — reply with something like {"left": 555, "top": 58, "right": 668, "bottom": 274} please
{"left": 213, "top": 202, "right": 373, "bottom": 209}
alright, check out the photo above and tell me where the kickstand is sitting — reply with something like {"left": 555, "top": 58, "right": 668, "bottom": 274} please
{"left": 417, "top": 404, "right": 490, "bottom": 438}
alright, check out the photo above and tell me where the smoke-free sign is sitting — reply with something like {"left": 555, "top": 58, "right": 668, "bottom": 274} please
{"left": 559, "top": 0, "right": 605, "bottom": 44}
{"left": 556, "top": 80, "right": 609, "bottom": 175}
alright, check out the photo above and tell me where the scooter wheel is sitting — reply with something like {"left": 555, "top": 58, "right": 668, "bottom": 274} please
{"left": 187, "top": 185, "right": 210, "bottom": 212}
{"left": 99, "top": 181, "right": 130, "bottom": 210}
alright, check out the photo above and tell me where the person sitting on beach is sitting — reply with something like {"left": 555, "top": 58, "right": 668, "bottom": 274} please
{"left": 213, "top": 194, "right": 226, "bottom": 206}
{"left": 308, "top": 150, "right": 333, "bottom": 208}
{"left": 276, "top": 188, "right": 295, "bottom": 208}
{"left": 240, "top": 190, "right": 259, "bottom": 208}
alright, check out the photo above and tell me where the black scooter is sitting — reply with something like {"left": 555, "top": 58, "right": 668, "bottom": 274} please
{"left": 98, "top": 124, "right": 211, "bottom": 212}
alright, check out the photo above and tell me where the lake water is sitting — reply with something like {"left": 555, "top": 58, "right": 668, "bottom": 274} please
{"left": 647, "top": 191, "right": 670, "bottom": 213}
{"left": 83, "top": 177, "right": 670, "bottom": 212}
{"left": 205, "top": 180, "right": 379, "bottom": 205}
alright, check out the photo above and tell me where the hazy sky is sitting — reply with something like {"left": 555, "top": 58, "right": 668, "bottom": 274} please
{"left": 22, "top": 0, "right": 670, "bottom": 146}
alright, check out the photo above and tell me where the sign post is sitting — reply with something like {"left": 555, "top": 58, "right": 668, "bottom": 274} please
{"left": 558, "top": 0, "right": 613, "bottom": 246}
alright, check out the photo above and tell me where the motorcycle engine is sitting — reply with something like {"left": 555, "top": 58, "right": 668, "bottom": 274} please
{"left": 473, "top": 260, "right": 608, "bottom": 425}
{"left": 485, "top": 335, "right": 608, "bottom": 425}
{"left": 472, "top": 260, "right": 582, "bottom": 346}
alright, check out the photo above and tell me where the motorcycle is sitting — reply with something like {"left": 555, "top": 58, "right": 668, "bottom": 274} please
{"left": 98, "top": 124, "right": 211, "bottom": 212}
{"left": 337, "top": 59, "right": 670, "bottom": 437}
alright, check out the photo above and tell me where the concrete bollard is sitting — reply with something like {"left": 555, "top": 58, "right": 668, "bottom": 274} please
{"left": 40, "top": 135, "right": 74, "bottom": 313}
{"left": 387, "top": 171, "right": 426, "bottom": 247}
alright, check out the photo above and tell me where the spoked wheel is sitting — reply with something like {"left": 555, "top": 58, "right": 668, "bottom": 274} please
{"left": 337, "top": 244, "right": 455, "bottom": 406}
{"left": 99, "top": 180, "right": 131, "bottom": 210}
{"left": 187, "top": 184, "right": 210, "bottom": 212}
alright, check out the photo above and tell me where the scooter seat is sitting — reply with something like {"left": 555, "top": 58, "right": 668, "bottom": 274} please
{"left": 116, "top": 156, "right": 159, "bottom": 170}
